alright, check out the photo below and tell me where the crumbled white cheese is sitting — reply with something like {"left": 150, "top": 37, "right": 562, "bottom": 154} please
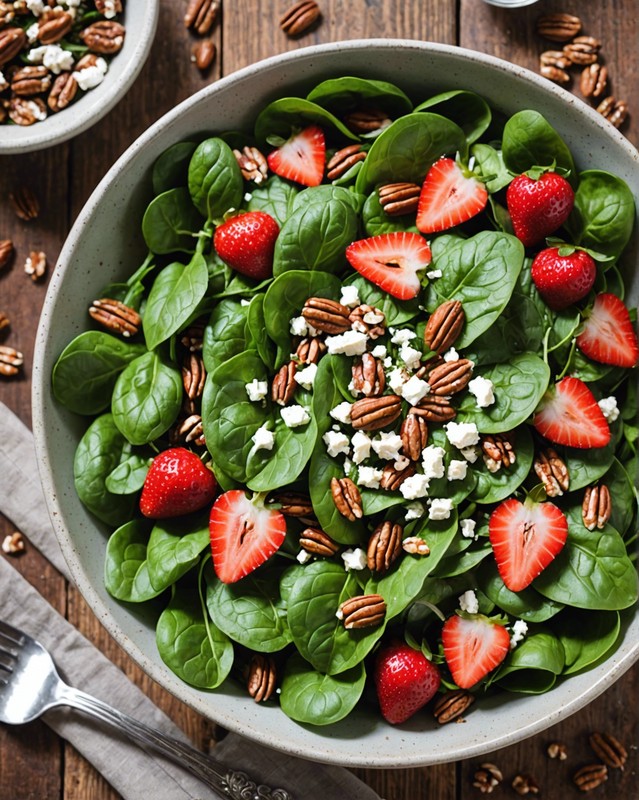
{"left": 372, "top": 432, "right": 403, "bottom": 461}
{"left": 348, "top": 377, "right": 361, "bottom": 397}
{"left": 244, "top": 192, "right": 253, "bottom": 202}
{"left": 341, "top": 548, "right": 368, "bottom": 571}
{"left": 251, "top": 424, "right": 274, "bottom": 452}
{"left": 73, "top": 57, "right": 108, "bottom": 91}
{"left": 351, "top": 430, "right": 372, "bottom": 464}
{"left": 394, "top": 455, "right": 410, "bottom": 471}
{"left": 390, "top": 327, "right": 417, "bottom": 345}
{"left": 28, "top": 44, "right": 74, "bottom": 74}
{"left": 335, "top": 607, "right": 344, "bottom": 620}
{"left": 371, "top": 344, "right": 387, "bottom": 359}
{"left": 510, "top": 619, "right": 529, "bottom": 649}
{"left": 448, "top": 459, "right": 468, "bottom": 481}
{"left": 400, "top": 375, "right": 430, "bottom": 406}
{"left": 468, "top": 375, "right": 495, "bottom": 408}
{"left": 400, "top": 473, "right": 430, "bottom": 500}
{"left": 102, "top": 0, "right": 118, "bottom": 18}
{"left": 485, "top": 457, "right": 501, "bottom": 474}
{"left": 383, "top": 356, "right": 393, "bottom": 368}
{"left": 240, "top": 298, "right": 251, "bottom": 307}
{"left": 289, "top": 316, "right": 309, "bottom": 337}
{"left": 343, "top": 457, "right": 353, "bottom": 474}
{"left": 296, "top": 549, "right": 312, "bottom": 564}
{"left": 388, "top": 366, "right": 410, "bottom": 394}
{"left": 443, "top": 347, "right": 460, "bottom": 362}
{"left": 340, "top": 285, "right": 360, "bottom": 308}
{"left": 245, "top": 379, "right": 268, "bottom": 402}
{"left": 399, "top": 343, "right": 423, "bottom": 371}
{"left": 26, "top": 23, "right": 40, "bottom": 43}
{"left": 329, "top": 401, "right": 352, "bottom": 425}
{"left": 405, "top": 501, "right": 425, "bottom": 521}
{"left": 323, "top": 430, "right": 350, "bottom": 458}
{"left": 458, "top": 589, "right": 479, "bottom": 614}
{"left": 363, "top": 309, "right": 385, "bottom": 325}
{"left": 598, "top": 395, "right": 619, "bottom": 423}
{"left": 26, "top": 0, "right": 45, "bottom": 14}
{"left": 446, "top": 421, "right": 480, "bottom": 449}
{"left": 429, "top": 497, "right": 454, "bottom": 520}
{"left": 460, "top": 518, "right": 477, "bottom": 539}
{"left": 422, "top": 445, "right": 446, "bottom": 480}
{"left": 0, "top": 71, "right": 6, "bottom": 91}
{"left": 325, "top": 329, "right": 368, "bottom": 356}
{"left": 294, "top": 362, "right": 317, "bottom": 390}
{"left": 357, "top": 466, "right": 384, "bottom": 489}
{"left": 280, "top": 405, "right": 310, "bottom": 428}
{"left": 426, "top": 269, "right": 442, "bottom": 279}
{"left": 460, "top": 445, "right": 480, "bottom": 463}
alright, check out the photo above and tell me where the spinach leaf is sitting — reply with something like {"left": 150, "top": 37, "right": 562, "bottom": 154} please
{"left": 142, "top": 188, "right": 204, "bottom": 254}
{"left": 306, "top": 76, "right": 413, "bottom": 118}
{"left": 433, "top": 541, "right": 492, "bottom": 579}
{"left": 502, "top": 110, "right": 576, "bottom": 178}
{"left": 188, "top": 137, "right": 244, "bottom": 220}
{"left": 476, "top": 561, "right": 564, "bottom": 622}
{"left": 146, "top": 516, "right": 210, "bottom": 593}
{"left": 202, "top": 299, "right": 249, "bottom": 374}
{"left": 152, "top": 141, "right": 198, "bottom": 195}
{"left": 104, "top": 520, "right": 161, "bottom": 602}
{"left": 143, "top": 253, "right": 209, "bottom": 351}
{"left": 495, "top": 630, "right": 565, "bottom": 693}
{"left": 553, "top": 609, "right": 620, "bottom": 675}
{"left": 254, "top": 97, "right": 358, "bottom": 145}
{"left": 280, "top": 652, "right": 366, "bottom": 725}
{"left": 52, "top": 331, "right": 146, "bottom": 416}
{"left": 111, "top": 352, "right": 182, "bottom": 445}
{"left": 559, "top": 428, "right": 618, "bottom": 492}
{"left": 361, "top": 189, "right": 419, "bottom": 237}
{"left": 427, "top": 231, "right": 525, "bottom": 347}
{"left": 471, "top": 143, "right": 513, "bottom": 193}
{"left": 604, "top": 458, "right": 635, "bottom": 536}
{"left": 470, "top": 424, "right": 534, "bottom": 505}
{"left": 248, "top": 175, "right": 298, "bottom": 226}
{"left": 105, "top": 451, "right": 151, "bottom": 494}
{"left": 246, "top": 293, "right": 276, "bottom": 370}
{"left": 291, "top": 184, "right": 362, "bottom": 214}
{"left": 415, "top": 90, "right": 491, "bottom": 144}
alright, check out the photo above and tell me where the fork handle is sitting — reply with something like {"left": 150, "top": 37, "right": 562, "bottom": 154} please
{"left": 57, "top": 685, "right": 293, "bottom": 800}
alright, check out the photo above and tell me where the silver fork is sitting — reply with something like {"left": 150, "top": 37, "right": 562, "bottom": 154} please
{"left": 0, "top": 619, "right": 292, "bottom": 800}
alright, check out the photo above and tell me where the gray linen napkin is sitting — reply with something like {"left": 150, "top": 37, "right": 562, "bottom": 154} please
{"left": 0, "top": 402, "right": 381, "bottom": 800}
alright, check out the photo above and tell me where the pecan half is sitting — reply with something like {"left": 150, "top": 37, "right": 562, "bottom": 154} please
{"left": 0, "top": 344, "right": 23, "bottom": 376}
{"left": 582, "top": 484, "right": 611, "bottom": 530}
{"left": 343, "top": 106, "right": 391, "bottom": 133}
{"left": 279, "top": 0, "right": 320, "bottom": 37}
{"left": 1, "top": 531, "right": 25, "bottom": 554}
{"left": 378, "top": 182, "right": 420, "bottom": 216}
{"left": 326, "top": 144, "right": 366, "bottom": 181}
{"left": 9, "top": 187, "right": 39, "bottom": 221}
{"left": 330, "top": 477, "right": 363, "bottom": 521}
{"left": 11, "top": 66, "right": 52, "bottom": 97}
{"left": 192, "top": 39, "right": 216, "bottom": 71}
{"left": 182, "top": 351, "right": 206, "bottom": 400}
{"left": 433, "top": 689, "right": 475, "bottom": 723}
{"left": 48, "top": 71, "right": 78, "bottom": 112}
{"left": 481, "top": 433, "right": 516, "bottom": 472}
{"left": 540, "top": 64, "right": 570, "bottom": 85}
{"left": 367, "top": 521, "right": 403, "bottom": 573}
{"left": 271, "top": 360, "right": 297, "bottom": 406}
{"left": 8, "top": 96, "right": 47, "bottom": 125}
{"left": 351, "top": 352, "right": 385, "bottom": 397}
{"left": 184, "top": 0, "right": 219, "bottom": 34}
{"left": 348, "top": 304, "right": 385, "bottom": 339}
{"left": 425, "top": 300, "right": 465, "bottom": 354}
{"left": 596, "top": 96, "right": 629, "bottom": 128}
{"left": 0, "top": 27, "right": 26, "bottom": 67}
{"left": 546, "top": 742, "right": 568, "bottom": 760}
{"left": 588, "top": 732, "right": 627, "bottom": 770}
{"left": 247, "top": 654, "right": 277, "bottom": 703}
{"left": 427, "top": 358, "right": 473, "bottom": 396}
{"left": 180, "top": 321, "right": 205, "bottom": 352}
{"left": 540, "top": 50, "right": 572, "bottom": 70}
{"left": 379, "top": 461, "right": 416, "bottom": 492}
{"left": 536, "top": 12, "right": 582, "bottom": 42}
{"left": 295, "top": 336, "right": 326, "bottom": 364}
{"left": 80, "top": 21, "right": 126, "bottom": 54}
{"left": 24, "top": 250, "right": 46, "bottom": 281}
{"left": 38, "top": 8, "right": 74, "bottom": 44}
{"left": 564, "top": 36, "right": 601, "bottom": 66}
{"left": 350, "top": 395, "right": 402, "bottom": 431}
{"left": 89, "top": 298, "right": 141, "bottom": 337}
{"left": 473, "top": 763, "right": 503, "bottom": 794}
{"left": 233, "top": 145, "right": 268, "bottom": 184}
{"left": 338, "top": 594, "right": 386, "bottom": 629}
{"left": 401, "top": 413, "right": 428, "bottom": 461}
{"left": 170, "top": 414, "right": 205, "bottom": 446}
{"left": 533, "top": 447, "right": 569, "bottom": 496}
{"left": 580, "top": 63, "right": 608, "bottom": 98}
{"left": 268, "top": 491, "right": 313, "bottom": 517}
{"left": 411, "top": 394, "right": 456, "bottom": 422}
{"left": 0, "top": 239, "right": 14, "bottom": 270}
{"left": 300, "top": 526, "right": 339, "bottom": 557}
{"left": 573, "top": 764, "right": 608, "bottom": 792}
{"left": 302, "top": 297, "right": 350, "bottom": 334}
{"left": 512, "top": 774, "right": 539, "bottom": 796}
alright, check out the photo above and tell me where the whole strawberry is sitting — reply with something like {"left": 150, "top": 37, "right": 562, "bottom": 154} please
{"left": 213, "top": 211, "right": 279, "bottom": 280}
{"left": 374, "top": 641, "right": 441, "bottom": 724}
{"left": 140, "top": 448, "right": 217, "bottom": 519}
{"left": 530, "top": 245, "right": 596, "bottom": 310}
{"left": 506, "top": 171, "right": 574, "bottom": 247}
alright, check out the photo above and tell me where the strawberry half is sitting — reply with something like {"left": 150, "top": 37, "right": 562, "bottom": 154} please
{"left": 374, "top": 641, "right": 441, "bottom": 724}
{"left": 140, "top": 448, "right": 217, "bottom": 519}
{"left": 214, "top": 211, "right": 280, "bottom": 280}
{"left": 416, "top": 157, "right": 488, "bottom": 234}
{"left": 506, "top": 171, "right": 575, "bottom": 247}
{"left": 442, "top": 614, "right": 510, "bottom": 689}
{"left": 209, "top": 490, "right": 287, "bottom": 584}
{"left": 266, "top": 125, "right": 325, "bottom": 187}
{"left": 576, "top": 293, "right": 639, "bottom": 368}
{"left": 532, "top": 376, "right": 610, "bottom": 449}
{"left": 489, "top": 497, "right": 568, "bottom": 592}
{"left": 345, "top": 231, "right": 432, "bottom": 300}
{"left": 530, "top": 246, "right": 596, "bottom": 311}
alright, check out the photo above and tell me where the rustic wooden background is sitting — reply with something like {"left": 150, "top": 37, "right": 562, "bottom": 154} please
{"left": 0, "top": 0, "right": 637, "bottom": 797}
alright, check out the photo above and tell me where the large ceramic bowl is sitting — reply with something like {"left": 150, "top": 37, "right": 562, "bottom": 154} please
{"left": 0, "top": 0, "right": 159, "bottom": 155}
{"left": 32, "top": 40, "right": 639, "bottom": 768}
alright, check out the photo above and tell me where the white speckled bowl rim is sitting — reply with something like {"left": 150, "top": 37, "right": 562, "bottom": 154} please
{"left": 0, "top": 1, "right": 159, "bottom": 154}
{"left": 32, "top": 40, "right": 639, "bottom": 769}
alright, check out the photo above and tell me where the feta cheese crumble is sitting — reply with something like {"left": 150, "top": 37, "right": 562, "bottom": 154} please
{"left": 426, "top": 269, "right": 442, "bottom": 279}
{"left": 598, "top": 395, "right": 619, "bottom": 423}
{"left": 448, "top": 459, "right": 468, "bottom": 481}
{"left": 458, "top": 589, "right": 479, "bottom": 614}
{"left": 73, "top": 57, "right": 108, "bottom": 91}
{"left": 445, "top": 421, "right": 480, "bottom": 449}
{"left": 422, "top": 445, "right": 445, "bottom": 480}
{"left": 340, "top": 285, "right": 360, "bottom": 308}
{"left": 280, "top": 405, "right": 310, "bottom": 428}
{"left": 357, "top": 466, "right": 384, "bottom": 489}
{"left": 363, "top": 309, "right": 385, "bottom": 325}
{"left": 351, "top": 430, "right": 372, "bottom": 463}
{"left": 371, "top": 344, "right": 387, "bottom": 359}
{"left": 325, "top": 330, "right": 368, "bottom": 356}
{"left": 289, "top": 315, "right": 309, "bottom": 337}
{"left": 510, "top": 619, "right": 529, "bottom": 649}
{"left": 399, "top": 473, "right": 430, "bottom": 500}
{"left": 294, "top": 362, "right": 317, "bottom": 390}
{"left": 399, "top": 343, "right": 423, "bottom": 371}
{"left": 330, "top": 402, "right": 352, "bottom": 425}
{"left": 341, "top": 548, "right": 368, "bottom": 571}
{"left": 460, "top": 445, "right": 480, "bottom": 464}
{"left": 468, "top": 375, "right": 495, "bottom": 408}
{"left": 400, "top": 375, "right": 430, "bottom": 405}
{"left": 28, "top": 44, "right": 74, "bottom": 74}
{"left": 443, "top": 347, "right": 460, "bottom": 362}
{"left": 296, "top": 549, "right": 312, "bottom": 564}
{"left": 388, "top": 367, "right": 410, "bottom": 394}
{"left": 460, "top": 518, "right": 477, "bottom": 539}
{"left": 390, "top": 327, "right": 416, "bottom": 345}
{"left": 26, "top": 0, "right": 45, "bottom": 14}
{"left": 323, "top": 430, "right": 350, "bottom": 458}
{"left": 405, "top": 501, "right": 425, "bottom": 521}
{"left": 251, "top": 424, "right": 274, "bottom": 452}
{"left": 245, "top": 379, "right": 268, "bottom": 402}
{"left": 26, "top": 23, "right": 40, "bottom": 43}
{"left": 429, "top": 497, "right": 454, "bottom": 520}
{"left": 372, "top": 432, "right": 403, "bottom": 461}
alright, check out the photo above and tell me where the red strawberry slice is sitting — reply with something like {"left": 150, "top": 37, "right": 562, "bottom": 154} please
{"left": 532, "top": 376, "right": 610, "bottom": 449}
{"left": 374, "top": 641, "right": 441, "bottom": 724}
{"left": 416, "top": 157, "right": 488, "bottom": 234}
{"left": 506, "top": 171, "right": 575, "bottom": 247}
{"left": 442, "top": 614, "right": 510, "bottom": 689}
{"left": 489, "top": 497, "right": 568, "bottom": 592}
{"left": 266, "top": 125, "right": 325, "bottom": 187}
{"left": 345, "top": 232, "right": 432, "bottom": 300}
{"left": 576, "top": 293, "right": 639, "bottom": 368}
{"left": 530, "top": 246, "right": 596, "bottom": 311}
{"left": 209, "top": 490, "right": 287, "bottom": 584}
{"left": 214, "top": 211, "right": 280, "bottom": 280}
{"left": 140, "top": 448, "right": 217, "bottom": 519}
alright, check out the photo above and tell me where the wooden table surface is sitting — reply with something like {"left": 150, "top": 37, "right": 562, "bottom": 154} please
{"left": 1, "top": 0, "right": 637, "bottom": 797}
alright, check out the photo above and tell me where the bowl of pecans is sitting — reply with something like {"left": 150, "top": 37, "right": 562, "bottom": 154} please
{"left": 33, "top": 40, "right": 639, "bottom": 768}
{"left": 0, "top": 0, "right": 159, "bottom": 154}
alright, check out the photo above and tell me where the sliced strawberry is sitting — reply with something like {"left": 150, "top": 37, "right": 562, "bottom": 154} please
{"left": 416, "top": 157, "right": 488, "bottom": 234}
{"left": 140, "top": 448, "right": 217, "bottom": 519}
{"left": 209, "top": 490, "right": 287, "bottom": 583}
{"left": 345, "top": 232, "right": 432, "bottom": 300}
{"left": 533, "top": 376, "right": 610, "bottom": 449}
{"left": 442, "top": 614, "right": 510, "bottom": 689}
{"left": 374, "top": 641, "right": 441, "bottom": 724}
{"left": 266, "top": 125, "right": 325, "bottom": 187}
{"left": 489, "top": 497, "right": 568, "bottom": 592}
{"left": 576, "top": 293, "right": 639, "bottom": 368}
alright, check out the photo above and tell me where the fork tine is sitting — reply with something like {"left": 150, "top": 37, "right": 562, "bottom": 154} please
{"left": 0, "top": 619, "right": 26, "bottom": 645}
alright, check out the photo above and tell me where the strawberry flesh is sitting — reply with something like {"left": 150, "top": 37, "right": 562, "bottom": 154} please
{"left": 266, "top": 125, "right": 325, "bottom": 187}
{"left": 374, "top": 641, "right": 441, "bottom": 724}
{"left": 506, "top": 171, "right": 574, "bottom": 247}
{"left": 416, "top": 157, "right": 488, "bottom": 234}
{"left": 140, "top": 448, "right": 217, "bottom": 519}
{"left": 442, "top": 614, "right": 510, "bottom": 690}
{"left": 209, "top": 490, "right": 287, "bottom": 584}
{"left": 576, "top": 292, "right": 639, "bottom": 367}
{"left": 214, "top": 211, "right": 280, "bottom": 280}
{"left": 533, "top": 376, "right": 610, "bottom": 449}
{"left": 530, "top": 246, "right": 596, "bottom": 311}
{"left": 489, "top": 498, "right": 568, "bottom": 592}
{"left": 345, "top": 231, "right": 432, "bottom": 300}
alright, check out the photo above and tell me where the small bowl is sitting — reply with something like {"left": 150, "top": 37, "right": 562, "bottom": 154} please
{"left": 0, "top": 1, "right": 159, "bottom": 155}
{"left": 32, "top": 40, "right": 639, "bottom": 768}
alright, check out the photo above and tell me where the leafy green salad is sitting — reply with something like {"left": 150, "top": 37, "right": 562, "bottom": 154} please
{"left": 52, "top": 75, "right": 639, "bottom": 728}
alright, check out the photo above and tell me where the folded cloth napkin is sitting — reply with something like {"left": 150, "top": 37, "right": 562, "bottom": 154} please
{"left": 0, "top": 403, "right": 381, "bottom": 800}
